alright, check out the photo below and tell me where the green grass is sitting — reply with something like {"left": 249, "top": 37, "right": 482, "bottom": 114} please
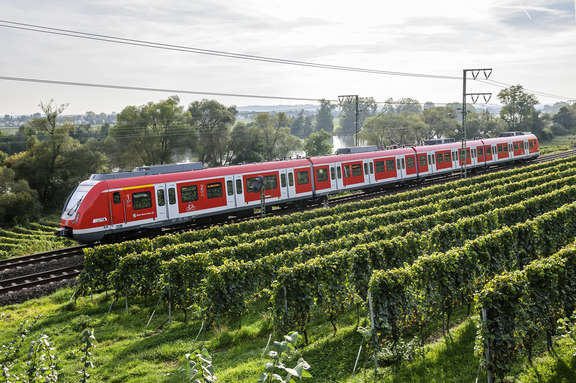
{"left": 2, "top": 284, "right": 575, "bottom": 382}
{"left": 540, "top": 134, "right": 576, "bottom": 155}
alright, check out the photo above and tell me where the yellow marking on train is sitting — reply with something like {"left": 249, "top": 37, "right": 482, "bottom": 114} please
{"left": 121, "top": 184, "right": 154, "bottom": 191}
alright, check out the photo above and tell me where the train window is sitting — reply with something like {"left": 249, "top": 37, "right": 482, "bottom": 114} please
{"left": 396, "top": 159, "right": 401, "bottom": 170}
{"left": 344, "top": 165, "right": 350, "bottom": 178}
{"left": 168, "top": 188, "right": 176, "bottom": 205}
{"left": 227, "top": 180, "right": 234, "bottom": 196}
{"left": 364, "top": 163, "right": 369, "bottom": 175}
{"left": 337, "top": 166, "right": 342, "bottom": 179}
{"left": 428, "top": 154, "right": 433, "bottom": 165}
{"left": 375, "top": 160, "right": 384, "bottom": 173}
{"left": 443, "top": 152, "right": 450, "bottom": 163}
{"left": 452, "top": 152, "right": 456, "bottom": 161}
{"left": 524, "top": 142, "right": 528, "bottom": 151}
{"left": 288, "top": 172, "right": 294, "bottom": 186}
{"left": 113, "top": 192, "right": 121, "bottom": 204}
{"left": 330, "top": 167, "right": 336, "bottom": 180}
{"left": 236, "top": 179, "right": 243, "bottom": 194}
{"left": 472, "top": 149, "right": 476, "bottom": 158}
{"left": 406, "top": 156, "right": 415, "bottom": 169}
{"left": 497, "top": 145, "right": 502, "bottom": 153}
{"left": 369, "top": 162, "right": 374, "bottom": 174}
{"left": 206, "top": 182, "right": 223, "bottom": 199}
{"left": 507, "top": 144, "right": 511, "bottom": 152}
{"left": 436, "top": 153, "right": 443, "bottom": 164}
{"left": 132, "top": 191, "right": 152, "bottom": 210}
{"left": 529, "top": 140, "right": 534, "bottom": 148}
{"left": 352, "top": 164, "right": 362, "bottom": 177}
{"left": 157, "top": 189, "right": 165, "bottom": 207}
{"left": 281, "top": 173, "right": 287, "bottom": 188}
{"left": 486, "top": 146, "right": 491, "bottom": 155}
{"left": 401, "top": 158, "right": 405, "bottom": 169}
{"left": 296, "top": 170, "right": 310, "bottom": 185}
{"left": 181, "top": 185, "right": 198, "bottom": 202}
{"left": 316, "top": 168, "right": 329, "bottom": 182}
{"left": 419, "top": 155, "right": 427, "bottom": 167}
{"left": 386, "top": 159, "right": 395, "bottom": 171}
{"left": 264, "top": 175, "right": 278, "bottom": 190}
{"left": 478, "top": 147, "right": 484, "bottom": 157}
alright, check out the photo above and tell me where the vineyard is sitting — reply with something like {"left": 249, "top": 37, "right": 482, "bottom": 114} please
{"left": 2, "top": 157, "right": 576, "bottom": 382}
{"left": 0, "top": 218, "right": 74, "bottom": 259}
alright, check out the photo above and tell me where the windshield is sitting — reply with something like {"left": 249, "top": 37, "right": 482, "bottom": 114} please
{"left": 61, "top": 183, "right": 94, "bottom": 220}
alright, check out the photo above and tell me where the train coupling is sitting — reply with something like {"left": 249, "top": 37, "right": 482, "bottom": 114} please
{"left": 55, "top": 226, "right": 73, "bottom": 239}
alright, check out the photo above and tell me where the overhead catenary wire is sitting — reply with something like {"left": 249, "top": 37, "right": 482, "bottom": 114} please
{"left": 0, "top": 20, "right": 461, "bottom": 80}
{"left": 0, "top": 20, "right": 573, "bottom": 102}
{"left": 0, "top": 74, "right": 494, "bottom": 106}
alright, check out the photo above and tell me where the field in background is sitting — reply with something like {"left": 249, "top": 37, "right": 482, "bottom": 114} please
{"left": 0, "top": 218, "right": 74, "bottom": 259}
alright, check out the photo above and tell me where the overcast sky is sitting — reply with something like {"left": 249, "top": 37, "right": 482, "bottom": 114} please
{"left": 0, "top": 0, "right": 575, "bottom": 114}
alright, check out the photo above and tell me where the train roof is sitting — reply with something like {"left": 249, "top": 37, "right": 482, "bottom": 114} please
{"left": 310, "top": 147, "right": 413, "bottom": 164}
{"left": 101, "top": 158, "right": 311, "bottom": 189}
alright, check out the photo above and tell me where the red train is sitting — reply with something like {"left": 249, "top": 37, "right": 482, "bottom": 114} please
{"left": 58, "top": 134, "right": 539, "bottom": 242}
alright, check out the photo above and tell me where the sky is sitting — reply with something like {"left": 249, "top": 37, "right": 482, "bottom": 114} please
{"left": 0, "top": 0, "right": 575, "bottom": 114}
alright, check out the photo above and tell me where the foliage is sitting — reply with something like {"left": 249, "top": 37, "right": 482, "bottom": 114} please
{"left": 315, "top": 99, "right": 335, "bottom": 133}
{"left": 109, "top": 96, "right": 195, "bottom": 167}
{"left": 498, "top": 85, "right": 539, "bottom": 131}
{"left": 184, "top": 348, "right": 216, "bottom": 383}
{"left": 476, "top": 245, "right": 576, "bottom": 380}
{"left": 338, "top": 97, "right": 377, "bottom": 136}
{"left": 188, "top": 99, "right": 237, "bottom": 166}
{"left": 303, "top": 130, "right": 332, "bottom": 157}
{"left": 258, "top": 332, "right": 311, "bottom": 383}
{"left": 0, "top": 166, "right": 41, "bottom": 225}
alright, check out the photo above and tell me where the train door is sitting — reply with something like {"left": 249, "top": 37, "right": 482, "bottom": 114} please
{"left": 225, "top": 176, "right": 236, "bottom": 208}
{"left": 279, "top": 169, "right": 289, "bottom": 200}
{"left": 363, "top": 160, "right": 373, "bottom": 185}
{"left": 166, "top": 183, "right": 178, "bottom": 219}
{"left": 154, "top": 184, "right": 168, "bottom": 221}
{"left": 286, "top": 168, "right": 296, "bottom": 199}
{"left": 335, "top": 163, "right": 344, "bottom": 189}
{"left": 329, "top": 164, "right": 338, "bottom": 191}
{"left": 233, "top": 175, "right": 246, "bottom": 207}
{"left": 109, "top": 190, "right": 126, "bottom": 225}
{"left": 396, "top": 156, "right": 405, "bottom": 180}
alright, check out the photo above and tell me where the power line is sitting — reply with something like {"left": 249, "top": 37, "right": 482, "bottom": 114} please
{"left": 0, "top": 74, "right": 476, "bottom": 105}
{"left": 0, "top": 75, "right": 335, "bottom": 102}
{"left": 479, "top": 79, "right": 575, "bottom": 100}
{"left": 1, "top": 20, "right": 573, "bottom": 103}
{"left": 0, "top": 20, "right": 461, "bottom": 80}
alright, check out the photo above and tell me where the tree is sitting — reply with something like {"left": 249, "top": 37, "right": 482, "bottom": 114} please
{"left": 395, "top": 98, "right": 422, "bottom": 115}
{"left": 464, "top": 110, "right": 505, "bottom": 139}
{"left": 254, "top": 113, "right": 301, "bottom": 161}
{"left": 304, "top": 130, "right": 332, "bottom": 157}
{"left": 290, "top": 110, "right": 313, "bottom": 138}
{"left": 315, "top": 99, "right": 335, "bottom": 133}
{"left": 360, "top": 113, "right": 426, "bottom": 147}
{"left": 498, "top": 85, "right": 539, "bottom": 131}
{"left": 338, "top": 97, "right": 377, "bottom": 135}
{"left": 229, "top": 122, "right": 265, "bottom": 164}
{"left": 0, "top": 166, "right": 42, "bottom": 224}
{"left": 423, "top": 106, "right": 459, "bottom": 139}
{"left": 110, "top": 96, "right": 195, "bottom": 168}
{"left": 188, "top": 99, "right": 237, "bottom": 167}
{"left": 552, "top": 106, "right": 576, "bottom": 135}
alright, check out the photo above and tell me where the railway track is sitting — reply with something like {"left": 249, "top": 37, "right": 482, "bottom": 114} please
{"left": 0, "top": 149, "right": 573, "bottom": 302}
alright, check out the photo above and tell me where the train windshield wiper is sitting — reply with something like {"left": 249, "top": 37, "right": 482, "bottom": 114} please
{"left": 66, "top": 196, "right": 83, "bottom": 217}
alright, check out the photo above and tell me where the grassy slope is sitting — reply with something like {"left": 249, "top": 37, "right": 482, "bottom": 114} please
{"left": 2, "top": 283, "right": 575, "bottom": 382}
{"left": 0, "top": 216, "right": 75, "bottom": 258}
